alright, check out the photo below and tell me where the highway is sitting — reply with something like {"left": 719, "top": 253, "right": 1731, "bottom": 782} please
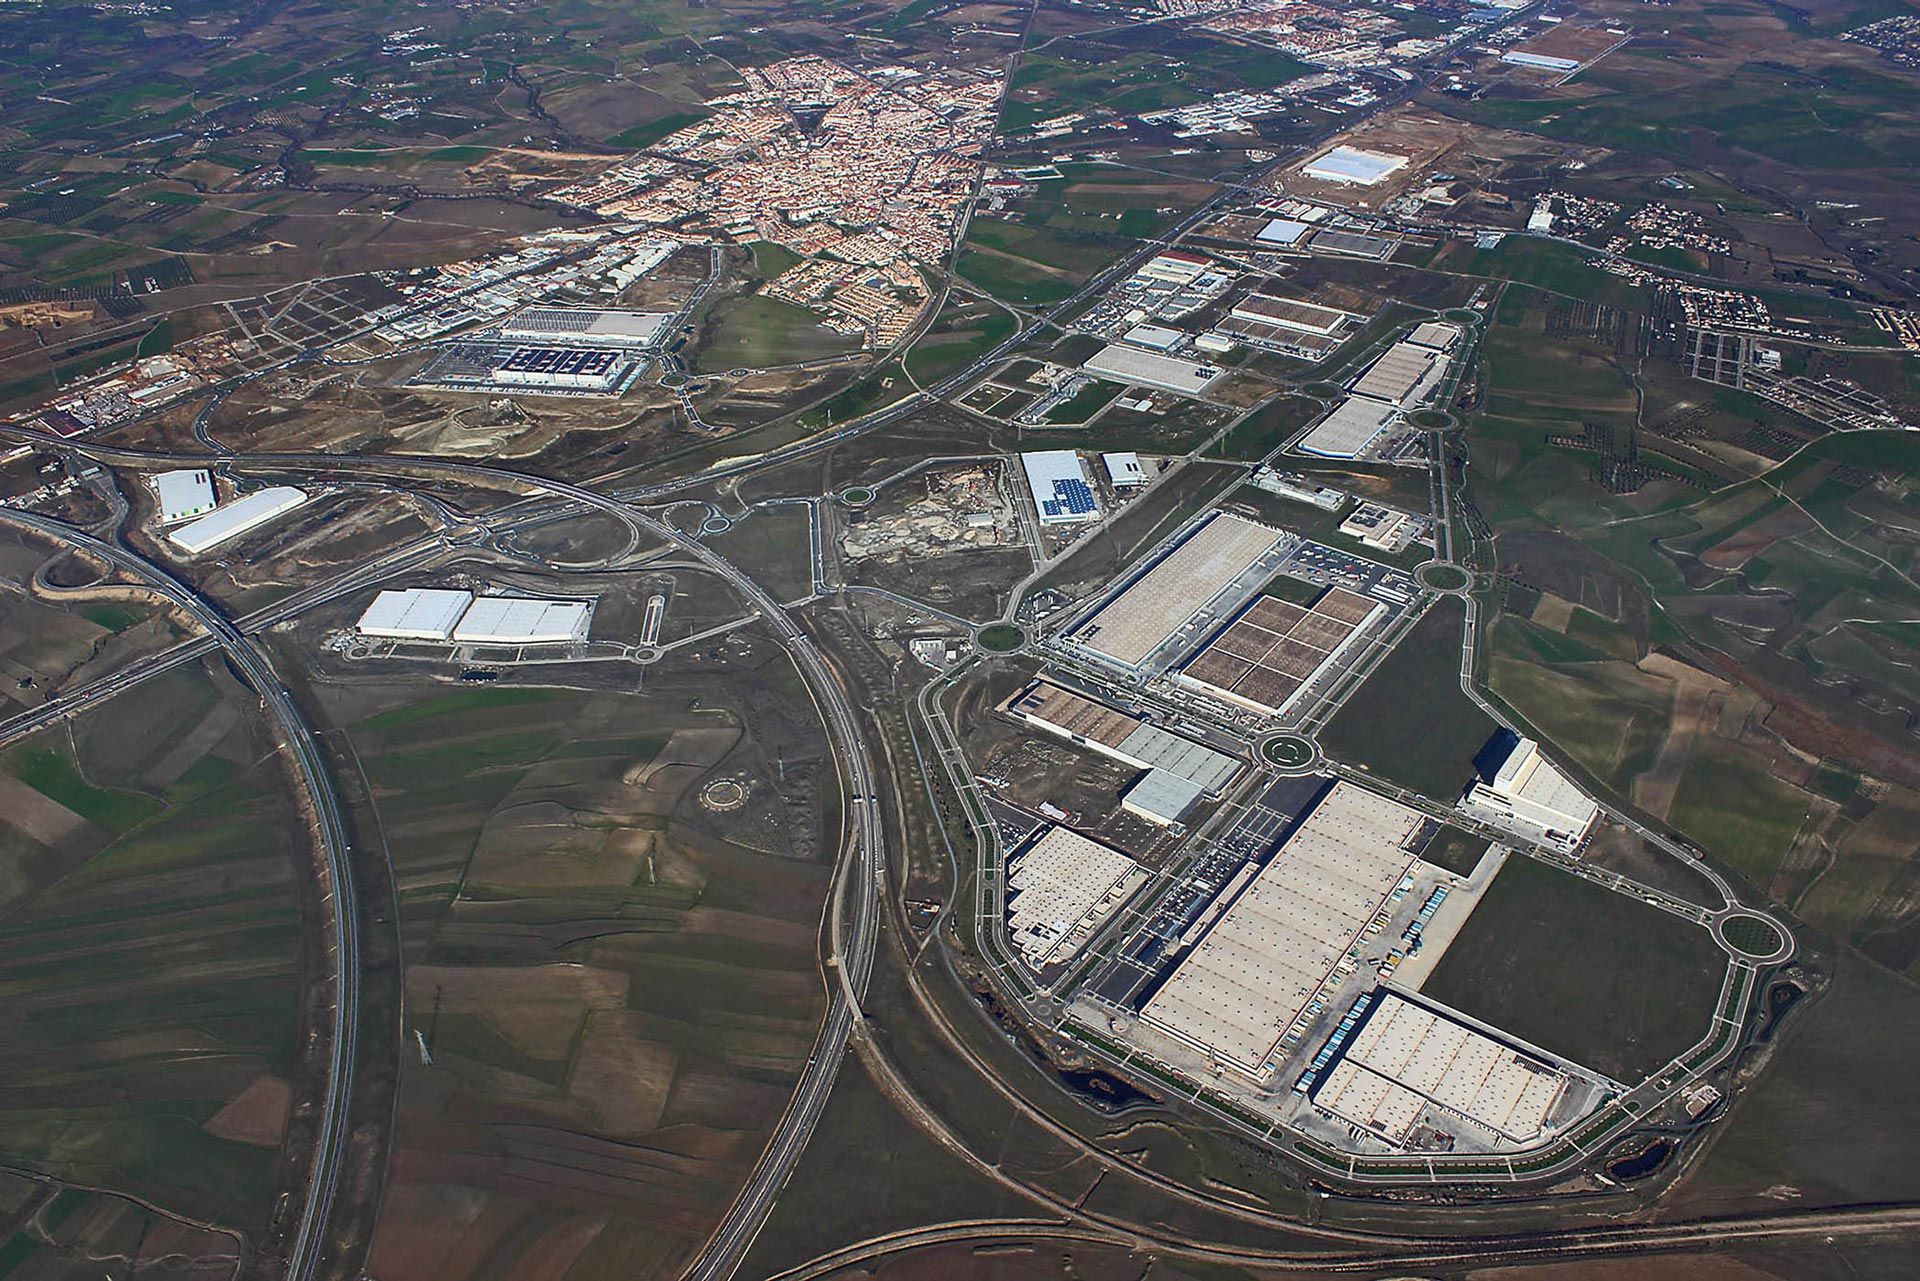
{"left": 0, "top": 509, "right": 360, "bottom": 1281}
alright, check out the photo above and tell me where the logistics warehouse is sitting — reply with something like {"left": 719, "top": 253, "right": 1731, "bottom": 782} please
{"left": 355, "top": 587, "right": 593, "bottom": 645}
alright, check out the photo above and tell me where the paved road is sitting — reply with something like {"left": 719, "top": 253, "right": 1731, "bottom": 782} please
{"left": 0, "top": 509, "right": 360, "bottom": 1281}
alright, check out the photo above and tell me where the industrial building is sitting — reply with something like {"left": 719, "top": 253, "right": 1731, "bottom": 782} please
{"left": 1122, "top": 769, "right": 1206, "bottom": 827}
{"left": 1501, "top": 50, "right": 1581, "bottom": 73}
{"left": 1103, "top": 452, "right": 1146, "bottom": 488}
{"left": 355, "top": 588, "right": 477, "bottom": 641}
{"left": 1337, "top": 502, "right": 1427, "bottom": 554}
{"left": 1255, "top": 217, "right": 1312, "bottom": 246}
{"left": 168, "top": 486, "right": 309, "bottom": 555}
{"left": 1139, "top": 782, "right": 1427, "bottom": 1081}
{"left": 1230, "top": 294, "right": 1354, "bottom": 337}
{"left": 453, "top": 595, "right": 593, "bottom": 645}
{"left": 1407, "top": 321, "right": 1461, "bottom": 352}
{"left": 1175, "top": 588, "right": 1384, "bottom": 717}
{"left": 1121, "top": 322, "right": 1186, "bottom": 351}
{"left": 1300, "top": 145, "right": 1410, "bottom": 186}
{"left": 1138, "top": 249, "right": 1214, "bottom": 285}
{"left": 1020, "top": 450, "right": 1100, "bottom": 525}
{"left": 1308, "top": 992, "right": 1569, "bottom": 1146}
{"left": 1249, "top": 469, "right": 1348, "bottom": 511}
{"left": 417, "top": 342, "right": 640, "bottom": 395}
{"left": 1296, "top": 395, "right": 1398, "bottom": 458}
{"left": 498, "top": 307, "right": 674, "bottom": 348}
{"left": 1460, "top": 733, "right": 1599, "bottom": 852}
{"left": 1003, "top": 680, "right": 1241, "bottom": 794}
{"left": 1005, "top": 827, "right": 1149, "bottom": 972}
{"left": 1351, "top": 341, "right": 1448, "bottom": 406}
{"left": 151, "top": 469, "right": 216, "bottom": 523}
{"left": 1083, "top": 343, "right": 1221, "bottom": 397}
{"left": 1064, "top": 513, "right": 1286, "bottom": 670}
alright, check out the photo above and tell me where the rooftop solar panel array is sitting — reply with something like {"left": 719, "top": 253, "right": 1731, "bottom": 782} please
{"left": 1039, "top": 477, "right": 1098, "bottom": 519}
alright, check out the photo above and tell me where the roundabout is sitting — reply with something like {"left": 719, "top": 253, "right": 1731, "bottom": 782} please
{"left": 1716, "top": 911, "right": 1792, "bottom": 962}
{"left": 1260, "top": 733, "right": 1318, "bottom": 772}
{"left": 840, "top": 487, "right": 876, "bottom": 509}
{"left": 975, "top": 623, "right": 1026, "bottom": 653}
{"left": 1418, "top": 561, "right": 1471, "bottom": 592}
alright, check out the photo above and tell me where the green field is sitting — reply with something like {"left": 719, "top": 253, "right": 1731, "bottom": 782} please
{"left": 1421, "top": 855, "right": 1728, "bottom": 1081}
{"left": 343, "top": 676, "right": 837, "bottom": 1278}
{"left": 955, "top": 217, "right": 1129, "bottom": 307}
{"left": 0, "top": 666, "right": 305, "bottom": 1231}
{"left": 1321, "top": 598, "right": 1496, "bottom": 801}
{"left": 692, "top": 293, "right": 864, "bottom": 372}
{"left": 904, "top": 298, "right": 1017, "bottom": 385}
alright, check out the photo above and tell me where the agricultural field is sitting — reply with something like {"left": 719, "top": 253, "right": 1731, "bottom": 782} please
{"left": 1426, "top": 0, "right": 1920, "bottom": 290}
{"left": 1476, "top": 428, "right": 1920, "bottom": 958}
{"left": 0, "top": 661, "right": 312, "bottom": 1235}
{"left": 1013, "top": 163, "right": 1225, "bottom": 240}
{"left": 323, "top": 669, "right": 836, "bottom": 1281}
{"left": 1419, "top": 855, "right": 1729, "bottom": 1082}
{"left": 690, "top": 293, "right": 866, "bottom": 374}
{"left": 956, "top": 217, "right": 1133, "bottom": 307}
{"left": 903, "top": 295, "right": 1018, "bottom": 386}
{"left": 1321, "top": 597, "right": 1497, "bottom": 802}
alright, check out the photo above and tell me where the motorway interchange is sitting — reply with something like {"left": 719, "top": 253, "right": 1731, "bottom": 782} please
{"left": 0, "top": 205, "right": 1825, "bottom": 1279}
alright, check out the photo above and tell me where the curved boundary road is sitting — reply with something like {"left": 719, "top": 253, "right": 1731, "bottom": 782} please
{"left": 0, "top": 509, "right": 358, "bottom": 1281}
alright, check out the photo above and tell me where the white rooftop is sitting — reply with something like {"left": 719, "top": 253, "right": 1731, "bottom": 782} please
{"left": 152, "top": 469, "right": 215, "bottom": 524}
{"left": 1141, "top": 782, "right": 1425, "bottom": 1079}
{"left": 452, "top": 596, "right": 591, "bottom": 644}
{"left": 1083, "top": 343, "right": 1220, "bottom": 396}
{"left": 1006, "top": 827, "right": 1148, "bottom": 971}
{"left": 1297, "top": 396, "right": 1397, "bottom": 459}
{"left": 356, "top": 588, "right": 476, "bottom": 641}
{"left": 1301, "top": 145, "right": 1410, "bottom": 186}
{"left": 168, "top": 486, "right": 309, "bottom": 554}
{"left": 1066, "top": 512, "right": 1284, "bottom": 668}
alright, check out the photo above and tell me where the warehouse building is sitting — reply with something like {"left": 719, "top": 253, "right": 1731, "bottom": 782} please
{"left": 1351, "top": 341, "right": 1448, "bottom": 406}
{"left": 1138, "top": 249, "right": 1214, "bottom": 285}
{"left": 499, "top": 307, "right": 674, "bottom": 348}
{"left": 1140, "top": 782, "right": 1428, "bottom": 1081}
{"left": 151, "top": 469, "right": 216, "bottom": 523}
{"left": 168, "top": 486, "right": 309, "bottom": 555}
{"left": 1501, "top": 50, "right": 1581, "bottom": 73}
{"left": 1003, "top": 680, "right": 1241, "bottom": 794}
{"left": 1460, "top": 733, "right": 1599, "bottom": 852}
{"left": 1083, "top": 343, "right": 1221, "bottom": 397}
{"left": 1255, "top": 217, "right": 1312, "bottom": 246}
{"left": 1175, "top": 587, "right": 1384, "bottom": 717}
{"left": 1407, "top": 321, "right": 1461, "bottom": 352}
{"left": 1122, "top": 323, "right": 1186, "bottom": 351}
{"left": 419, "top": 342, "right": 639, "bottom": 395}
{"left": 1064, "top": 513, "right": 1286, "bottom": 670}
{"left": 1230, "top": 294, "right": 1355, "bottom": 337}
{"left": 453, "top": 595, "right": 593, "bottom": 645}
{"left": 1104, "top": 452, "right": 1146, "bottom": 488}
{"left": 355, "top": 588, "right": 477, "bottom": 641}
{"left": 1122, "top": 768, "right": 1206, "bottom": 827}
{"left": 1021, "top": 450, "right": 1100, "bottom": 525}
{"left": 1308, "top": 992, "right": 1569, "bottom": 1146}
{"left": 1300, "top": 145, "right": 1410, "bottom": 186}
{"left": 1005, "top": 827, "right": 1149, "bottom": 972}
{"left": 1296, "top": 395, "right": 1398, "bottom": 458}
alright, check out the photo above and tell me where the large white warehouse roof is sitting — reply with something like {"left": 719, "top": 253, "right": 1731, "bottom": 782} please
{"left": 168, "top": 486, "right": 309, "bottom": 554}
{"left": 1083, "top": 343, "right": 1220, "bottom": 396}
{"left": 152, "top": 469, "right": 216, "bottom": 524}
{"left": 356, "top": 588, "right": 476, "bottom": 641}
{"left": 1300, "top": 145, "right": 1410, "bottom": 186}
{"left": 1021, "top": 450, "right": 1100, "bottom": 525}
{"left": 452, "top": 596, "right": 592, "bottom": 644}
